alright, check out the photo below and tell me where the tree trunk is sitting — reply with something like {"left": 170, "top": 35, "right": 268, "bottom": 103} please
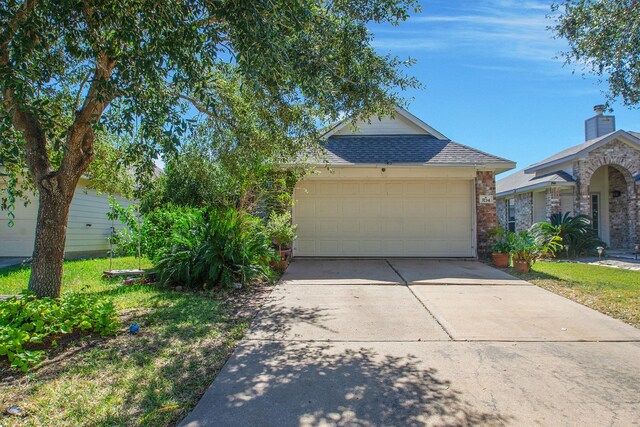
{"left": 28, "top": 184, "right": 74, "bottom": 299}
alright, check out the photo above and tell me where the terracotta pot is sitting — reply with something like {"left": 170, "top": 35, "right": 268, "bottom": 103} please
{"left": 277, "top": 248, "right": 292, "bottom": 261}
{"left": 491, "top": 252, "right": 510, "bottom": 268}
{"left": 270, "top": 248, "right": 292, "bottom": 271}
{"left": 513, "top": 259, "right": 531, "bottom": 273}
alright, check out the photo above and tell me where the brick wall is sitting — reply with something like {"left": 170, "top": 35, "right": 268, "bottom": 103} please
{"left": 476, "top": 171, "right": 497, "bottom": 259}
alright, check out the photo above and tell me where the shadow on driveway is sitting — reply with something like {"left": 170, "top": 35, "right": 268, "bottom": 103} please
{"left": 180, "top": 341, "right": 510, "bottom": 426}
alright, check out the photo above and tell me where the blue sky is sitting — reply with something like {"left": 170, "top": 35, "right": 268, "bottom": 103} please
{"left": 369, "top": 0, "right": 640, "bottom": 177}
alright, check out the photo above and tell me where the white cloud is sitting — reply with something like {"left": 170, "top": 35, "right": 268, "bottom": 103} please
{"left": 371, "top": 0, "right": 567, "bottom": 69}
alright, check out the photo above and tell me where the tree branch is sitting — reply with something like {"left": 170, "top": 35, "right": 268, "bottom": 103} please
{"left": 0, "top": 0, "right": 38, "bottom": 54}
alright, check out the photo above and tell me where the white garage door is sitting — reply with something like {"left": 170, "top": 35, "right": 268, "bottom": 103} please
{"left": 293, "top": 180, "right": 474, "bottom": 257}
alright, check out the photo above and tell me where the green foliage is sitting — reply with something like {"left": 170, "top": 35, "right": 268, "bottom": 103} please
{"left": 156, "top": 209, "right": 275, "bottom": 289}
{"left": 0, "top": 292, "right": 120, "bottom": 372}
{"left": 530, "top": 212, "right": 604, "bottom": 257}
{"left": 510, "top": 230, "right": 562, "bottom": 264}
{"left": 488, "top": 226, "right": 515, "bottom": 254}
{"left": 141, "top": 140, "right": 305, "bottom": 215}
{"left": 108, "top": 202, "right": 199, "bottom": 261}
{"left": 1, "top": 0, "right": 421, "bottom": 298}
{"left": 266, "top": 211, "right": 298, "bottom": 249}
{"left": 552, "top": 0, "right": 640, "bottom": 106}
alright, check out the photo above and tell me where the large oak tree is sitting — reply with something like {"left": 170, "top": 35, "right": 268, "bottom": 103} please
{"left": 552, "top": 0, "right": 640, "bottom": 106}
{"left": 0, "top": 0, "right": 420, "bottom": 298}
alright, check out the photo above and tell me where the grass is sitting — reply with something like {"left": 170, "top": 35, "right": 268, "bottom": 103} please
{"left": 511, "top": 260, "right": 640, "bottom": 328}
{"left": 0, "top": 257, "right": 269, "bottom": 426}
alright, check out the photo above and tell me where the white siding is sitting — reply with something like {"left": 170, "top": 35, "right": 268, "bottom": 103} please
{"left": 0, "top": 193, "right": 39, "bottom": 257}
{"left": 333, "top": 115, "right": 429, "bottom": 136}
{"left": 0, "top": 179, "right": 133, "bottom": 257}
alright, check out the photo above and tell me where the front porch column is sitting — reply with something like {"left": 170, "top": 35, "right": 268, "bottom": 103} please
{"left": 545, "top": 186, "right": 561, "bottom": 220}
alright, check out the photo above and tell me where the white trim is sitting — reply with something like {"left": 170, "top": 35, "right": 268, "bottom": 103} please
{"left": 321, "top": 106, "right": 449, "bottom": 140}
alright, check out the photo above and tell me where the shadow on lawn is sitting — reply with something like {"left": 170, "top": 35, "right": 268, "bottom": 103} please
{"left": 1, "top": 286, "right": 252, "bottom": 426}
{"left": 181, "top": 341, "right": 512, "bottom": 427}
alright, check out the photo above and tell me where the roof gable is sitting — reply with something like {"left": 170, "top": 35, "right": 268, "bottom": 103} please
{"left": 496, "top": 169, "right": 574, "bottom": 197}
{"left": 322, "top": 107, "right": 448, "bottom": 140}
{"left": 524, "top": 130, "right": 640, "bottom": 174}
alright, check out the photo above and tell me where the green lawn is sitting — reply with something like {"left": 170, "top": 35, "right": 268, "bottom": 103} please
{"left": 0, "top": 257, "right": 265, "bottom": 426}
{"left": 511, "top": 261, "right": 640, "bottom": 328}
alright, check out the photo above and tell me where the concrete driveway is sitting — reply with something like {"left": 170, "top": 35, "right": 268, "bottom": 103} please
{"left": 180, "top": 259, "right": 640, "bottom": 427}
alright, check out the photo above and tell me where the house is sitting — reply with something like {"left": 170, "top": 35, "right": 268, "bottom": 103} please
{"left": 496, "top": 105, "right": 640, "bottom": 250}
{"left": 291, "top": 107, "right": 515, "bottom": 258}
{"left": 0, "top": 177, "right": 133, "bottom": 258}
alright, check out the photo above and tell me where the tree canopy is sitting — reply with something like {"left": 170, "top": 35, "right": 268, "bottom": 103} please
{"left": 0, "top": 0, "right": 421, "bottom": 297}
{"left": 552, "top": 0, "right": 640, "bottom": 106}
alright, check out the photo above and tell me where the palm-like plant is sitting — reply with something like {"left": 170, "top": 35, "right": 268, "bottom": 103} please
{"left": 530, "top": 212, "right": 603, "bottom": 258}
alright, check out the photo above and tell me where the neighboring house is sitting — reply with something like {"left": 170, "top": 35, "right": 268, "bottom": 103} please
{"left": 496, "top": 105, "right": 640, "bottom": 250}
{"left": 0, "top": 177, "right": 133, "bottom": 258}
{"left": 292, "top": 107, "right": 515, "bottom": 258}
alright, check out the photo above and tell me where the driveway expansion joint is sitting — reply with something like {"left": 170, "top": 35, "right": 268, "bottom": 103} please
{"left": 384, "top": 259, "right": 408, "bottom": 285}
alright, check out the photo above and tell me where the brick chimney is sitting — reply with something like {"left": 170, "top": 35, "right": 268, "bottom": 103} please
{"left": 585, "top": 104, "right": 615, "bottom": 141}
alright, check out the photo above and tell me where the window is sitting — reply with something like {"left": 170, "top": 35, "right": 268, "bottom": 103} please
{"left": 507, "top": 199, "right": 516, "bottom": 232}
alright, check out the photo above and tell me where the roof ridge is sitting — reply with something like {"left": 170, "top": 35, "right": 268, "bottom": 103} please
{"left": 447, "top": 140, "right": 513, "bottom": 163}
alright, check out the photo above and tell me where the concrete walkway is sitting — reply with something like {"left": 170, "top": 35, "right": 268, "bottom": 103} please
{"left": 180, "top": 259, "right": 640, "bottom": 427}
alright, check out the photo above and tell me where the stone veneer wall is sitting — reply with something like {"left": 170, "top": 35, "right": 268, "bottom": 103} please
{"left": 609, "top": 167, "right": 631, "bottom": 248}
{"left": 496, "top": 199, "right": 507, "bottom": 230}
{"left": 476, "top": 171, "right": 497, "bottom": 258}
{"left": 572, "top": 139, "right": 639, "bottom": 249}
{"left": 514, "top": 193, "right": 533, "bottom": 232}
{"left": 545, "top": 187, "right": 561, "bottom": 220}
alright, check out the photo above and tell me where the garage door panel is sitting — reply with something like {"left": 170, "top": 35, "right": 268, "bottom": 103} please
{"left": 405, "top": 202, "right": 426, "bottom": 216}
{"left": 340, "top": 183, "right": 360, "bottom": 195}
{"left": 386, "top": 183, "right": 404, "bottom": 195}
{"left": 360, "top": 201, "right": 382, "bottom": 217}
{"left": 362, "top": 183, "right": 383, "bottom": 195}
{"left": 318, "top": 183, "right": 339, "bottom": 195}
{"left": 405, "top": 182, "right": 425, "bottom": 195}
{"left": 294, "top": 180, "right": 473, "bottom": 257}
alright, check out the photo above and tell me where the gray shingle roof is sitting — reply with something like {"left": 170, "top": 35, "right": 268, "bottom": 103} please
{"left": 319, "top": 135, "right": 512, "bottom": 166}
{"left": 496, "top": 169, "right": 575, "bottom": 196}
{"left": 525, "top": 132, "right": 615, "bottom": 170}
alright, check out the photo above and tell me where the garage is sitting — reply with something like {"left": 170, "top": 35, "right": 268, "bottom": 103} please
{"left": 291, "top": 106, "right": 515, "bottom": 259}
{"left": 293, "top": 179, "right": 474, "bottom": 257}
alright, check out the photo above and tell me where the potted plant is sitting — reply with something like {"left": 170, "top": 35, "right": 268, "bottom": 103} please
{"left": 488, "top": 226, "right": 513, "bottom": 268}
{"left": 509, "top": 230, "right": 561, "bottom": 273}
{"left": 266, "top": 211, "right": 297, "bottom": 270}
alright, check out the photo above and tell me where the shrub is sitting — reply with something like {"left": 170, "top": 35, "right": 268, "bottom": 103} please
{"left": 266, "top": 211, "right": 297, "bottom": 250}
{"left": 108, "top": 203, "right": 200, "bottom": 261}
{"left": 530, "top": 212, "right": 604, "bottom": 257}
{"left": 510, "top": 230, "right": 561, "bottom": 264}
{"left": 0, "top": 293, "right": 120, "bottom": 372}
{"left": 488, "top": 226, "right": 514, "bottom": 254}
{"left": 156, "top": 208, "right": 275, "bottom": 289}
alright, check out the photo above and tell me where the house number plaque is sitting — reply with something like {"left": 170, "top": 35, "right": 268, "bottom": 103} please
{"left": 479, "top": 195, "right": 494, "bottom": 204}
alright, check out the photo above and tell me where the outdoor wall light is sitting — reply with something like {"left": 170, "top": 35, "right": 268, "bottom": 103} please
{"left": 612, "top": 190, "right": 622, "bottom": 198}
{"left": 381, "top": 167, "right": 386, "bottom": 172}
